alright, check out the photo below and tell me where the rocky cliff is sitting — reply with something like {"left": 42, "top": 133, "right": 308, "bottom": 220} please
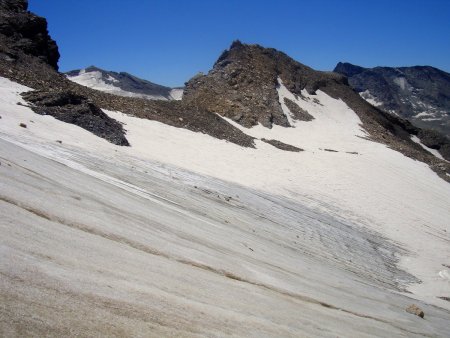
{"left": 0, "top": 0, "right": 59, "bottom": 69}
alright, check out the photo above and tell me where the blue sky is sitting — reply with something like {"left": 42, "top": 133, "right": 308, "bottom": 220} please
{"left": 30, "top": 0, "right": 450, "bottom": 87}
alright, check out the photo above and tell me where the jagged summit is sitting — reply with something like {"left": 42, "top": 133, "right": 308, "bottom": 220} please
{"left": 334, "top": 62, "right": 366, "bottom": 77}
{"left": 65, "top": 66, "right": 183, "bottom": 101}
{"left": 183, "top": 41, "right": 346, "bottom": 128}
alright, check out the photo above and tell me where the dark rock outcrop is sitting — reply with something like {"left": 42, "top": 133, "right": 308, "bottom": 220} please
{"left": 284, "top": 97, "right": 314, "bottom": 121}
{"left": 22, "top": 90, "right": 130, "bottom": 146}
{"left": 334, "top": 62, "right": 450, "bottom": 137}
{"left": 0, "top": 0, "right": 59, "bottom": 69}
{"left": 261, "top": 138, "right": 303, "bottom": 152}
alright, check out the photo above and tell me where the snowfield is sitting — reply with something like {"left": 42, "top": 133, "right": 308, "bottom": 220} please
{"left": 1, "top": 76, "right": 450, "bottom": 337}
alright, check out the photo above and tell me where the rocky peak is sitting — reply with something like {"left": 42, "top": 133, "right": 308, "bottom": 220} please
{"left": 183, "top": 41, "right": 346, "bottom": 128}
{"left": 0, "top": 0, "right": 59, "bottom": 69}
{"left": 334, "top": 62, "right": 366, "bottom": 77}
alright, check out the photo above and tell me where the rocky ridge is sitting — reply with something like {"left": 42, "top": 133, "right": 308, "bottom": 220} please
{"left": 183, "top": 40, "right": 346, "bottom": 128}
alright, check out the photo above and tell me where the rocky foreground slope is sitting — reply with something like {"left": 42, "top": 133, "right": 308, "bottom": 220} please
{"left": 334, "top": 62, "right": 450, "bottom": 138}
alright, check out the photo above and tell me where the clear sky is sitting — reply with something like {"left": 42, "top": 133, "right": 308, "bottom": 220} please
{"left": 29, "top": 0, "right": 450, "bottom": 87}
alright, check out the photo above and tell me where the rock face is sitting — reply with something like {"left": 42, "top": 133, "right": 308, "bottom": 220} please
{"left": 66, "top": 66, "right": 183, "bottom": 101}
{"left": 334, "top": 62, "right": 450, "bottom": 137}
{"left": 22, "top": 90, "right": 130, "bottom": 146}
{"left": 183, "top": 40, "right": 346, "bottom": 128}
{"left": 0, "top": 0, "right": 59, "bottom": 69}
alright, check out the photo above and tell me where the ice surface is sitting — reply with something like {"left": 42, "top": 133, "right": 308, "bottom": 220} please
{"left": 1, "top": 77, "right": 450, "bottom": 336}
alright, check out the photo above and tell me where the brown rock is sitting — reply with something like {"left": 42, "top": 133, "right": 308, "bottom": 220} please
{"left": 406, "top": 304, "right": 424, "bottom": 318}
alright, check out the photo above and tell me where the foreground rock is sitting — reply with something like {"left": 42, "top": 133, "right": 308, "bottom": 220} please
{"left": 406, "top": 304, "right": 425, "bottom": 318}
{"left": 22, "top": 90, "right": 130, "bottom": 146}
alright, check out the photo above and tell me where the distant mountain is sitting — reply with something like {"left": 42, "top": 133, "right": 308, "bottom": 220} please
{"left": 65, "top": 66, "right": 183, "bottom": 101}
{"left": 334, "top": 62, "right": 450, "bottom": 137}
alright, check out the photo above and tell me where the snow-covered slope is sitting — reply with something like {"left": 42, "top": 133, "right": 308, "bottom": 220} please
{"left": 66, "top": 66, "right": 183, "bottom": 101}
{"left": 1, "top": 76, "right": 450, "bottom": 336}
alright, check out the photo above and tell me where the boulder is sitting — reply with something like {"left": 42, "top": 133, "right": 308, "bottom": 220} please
{"left": 406, "top": 304, "right": 424, "bottom": 318}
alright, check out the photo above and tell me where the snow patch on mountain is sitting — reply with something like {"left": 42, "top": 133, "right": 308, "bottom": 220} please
{"left": 415, "top": 111, "right": 436, "bottom": 118}
{"left": 169, "top": 88, "right": 184, "bottom": 100}
{"left": 393, "top": 76, "right": 410, "bottom": 91}
{"left": 67, "top": 69, "right": 169, "bottom": 100}
{"left": 359, "top": 90, "right": 383, "bottom": 107}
